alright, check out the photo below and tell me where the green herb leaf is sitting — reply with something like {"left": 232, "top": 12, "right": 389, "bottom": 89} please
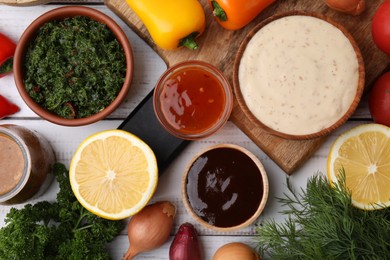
{"left": 256, "top": 171, "right": 390, "bottom": 259}
{"left": 0, "top": 163, "right": 124, "bottom": 259}
{"left": 0, "top": 58, "right": 13, "bottom": 75}
{"left": 24, "top": 16, "right": 126, "bottom": 119}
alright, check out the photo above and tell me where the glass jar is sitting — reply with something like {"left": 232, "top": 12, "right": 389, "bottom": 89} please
{"left": 0, "top": 124, "right": 55, "bottom": 204}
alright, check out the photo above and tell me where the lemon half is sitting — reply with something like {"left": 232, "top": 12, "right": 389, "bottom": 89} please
{"left": 70, "top": 130, "right": 158, "bottom": 220}
{"left": 327, "top": 124, "right": 390, "bottom": 210}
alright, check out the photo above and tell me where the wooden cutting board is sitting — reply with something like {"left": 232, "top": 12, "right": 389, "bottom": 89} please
{"left": 104, "top": 0, "right": 390, "bottom": 174}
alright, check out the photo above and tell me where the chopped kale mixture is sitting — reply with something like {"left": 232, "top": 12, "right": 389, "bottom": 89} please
{"left": 24, "top": 16, "right": 127, "bottom": 119}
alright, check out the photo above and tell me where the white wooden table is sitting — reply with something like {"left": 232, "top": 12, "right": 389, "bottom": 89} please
{"left": 0, "top": 1, "right": 374, "bottom": 259}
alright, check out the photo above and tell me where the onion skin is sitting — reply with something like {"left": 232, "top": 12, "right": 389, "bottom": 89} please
{"left": 169, "top": 222, "right": 202, "bottom": 260}
{"left": 123, "top": 201, "right": 176, "bottom": 260}
{"left": 323, "top": 0, "right": 366, "bottom": 15}
{"left": 213, "top": 242, "right": 260, "bottom": 260}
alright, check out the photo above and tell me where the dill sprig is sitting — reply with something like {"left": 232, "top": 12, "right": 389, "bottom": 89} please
{"left": 256, "top": 170, "right": 390, "bottom": 259}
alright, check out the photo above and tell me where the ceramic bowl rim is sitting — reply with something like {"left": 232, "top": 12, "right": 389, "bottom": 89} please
{"left": 13, "top": 6, "right": 134, "bottom": 126}
{"left": 153, "top": 60, "right": 233, "bottom": 140}
{"left": 232, "top": 11, "right": 365, "bottom": 140}
{"left": 181, "top": 143, "right": 269, "bottom": 232}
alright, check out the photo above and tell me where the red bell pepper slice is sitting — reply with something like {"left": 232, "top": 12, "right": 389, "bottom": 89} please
{"left": 0, "top": 95, "right": 20, "bottom": 119}
{"left": 0, "top": 32, "right": 16, "bottom": 78}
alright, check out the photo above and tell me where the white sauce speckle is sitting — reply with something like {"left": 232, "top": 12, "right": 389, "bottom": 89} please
{"left": 239, "top": 15, "right": 359, "bottom": 135}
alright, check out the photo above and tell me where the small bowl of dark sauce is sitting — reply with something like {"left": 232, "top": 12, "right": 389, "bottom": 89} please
{"left": 182, "top": 144, "right": 269, "bottom": 232}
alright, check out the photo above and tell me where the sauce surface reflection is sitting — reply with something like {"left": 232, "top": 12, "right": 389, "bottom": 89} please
{"left": 186, "top": 147, "right": 264, "bottom": 227}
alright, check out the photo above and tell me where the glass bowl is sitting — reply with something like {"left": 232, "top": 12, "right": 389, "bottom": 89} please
{"left": 153, "top": 61, "right": 233, "bottom": 140}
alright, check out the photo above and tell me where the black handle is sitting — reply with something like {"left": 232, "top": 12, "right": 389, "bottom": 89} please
{"left": 118, "top": 89, "right": 190, "bottom": 173}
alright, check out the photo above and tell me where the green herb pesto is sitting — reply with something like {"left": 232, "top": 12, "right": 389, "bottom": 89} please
{"left": 24, "top": 16, "right": 126, "bottom": 119}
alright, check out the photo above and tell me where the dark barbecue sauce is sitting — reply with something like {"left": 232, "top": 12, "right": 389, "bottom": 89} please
{"left": 186, "top": 147, "right": 264, "bottom": 228}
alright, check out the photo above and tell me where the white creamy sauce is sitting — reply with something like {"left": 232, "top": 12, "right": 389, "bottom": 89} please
{"left": 239, "top": 15, "right": 359, "bottom": 136}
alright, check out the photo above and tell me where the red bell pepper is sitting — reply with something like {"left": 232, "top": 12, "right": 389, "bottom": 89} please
{"left": 0, "top": 32, "right": 16, "bottom": 78}
{"left": 209, "top": 0, "right": 277, "bottom": 30}
{"left": 0, "top": 95, "right": 20, "bottom": 119}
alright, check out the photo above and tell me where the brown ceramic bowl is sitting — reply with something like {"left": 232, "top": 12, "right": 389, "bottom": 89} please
{"left": 233, "top": 11, "right": 365, "bottom": 140}
{"left": 182, "top": 144, "right": 269, "bottom": 232}
{"left": 13, "top": 6, "right": 133, "bottom": 126}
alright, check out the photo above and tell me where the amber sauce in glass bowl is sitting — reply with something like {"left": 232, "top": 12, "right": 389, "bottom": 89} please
{"left": 154, "top": 61, "right": 233, "bottom": 140}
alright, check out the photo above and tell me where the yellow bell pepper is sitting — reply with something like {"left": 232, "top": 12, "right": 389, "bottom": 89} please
{"left": 125, "top": 0, "right": 206, "bottom": 50}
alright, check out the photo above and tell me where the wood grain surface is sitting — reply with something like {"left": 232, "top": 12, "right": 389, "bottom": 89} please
{"left": 104, "top": 0, "right": 389, "bottom": 174}
{"left": 0, "top": 0, "right": 49, "bottom": 6}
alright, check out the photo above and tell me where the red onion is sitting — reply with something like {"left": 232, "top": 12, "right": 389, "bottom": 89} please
{"left": 169, "top": 222, "right": 202, "bottom": 260}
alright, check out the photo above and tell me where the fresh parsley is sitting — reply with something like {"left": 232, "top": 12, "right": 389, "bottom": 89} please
{"left": 0, "top": 163, "right": 124, "bottom": 259}
{"left": 24, "top": 16, "right": 126, "bottom": 119}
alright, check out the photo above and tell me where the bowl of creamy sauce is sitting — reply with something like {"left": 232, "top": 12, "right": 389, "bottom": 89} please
{"left": 233, "top": 12, "right": 365, "bottom": 139}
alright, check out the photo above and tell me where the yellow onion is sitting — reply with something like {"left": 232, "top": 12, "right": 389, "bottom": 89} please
{"left": 123, "top": 201, "right": 176, "bottom": 260}
{"left": 324, "top": 0, "right": 365, "bottom": 15}
{"left": 213, "top": 242, "right": 260, "bottom": 260}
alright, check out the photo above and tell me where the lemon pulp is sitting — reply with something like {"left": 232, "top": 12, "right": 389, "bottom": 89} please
{"left": 327, "top": 124, "right": 390, "bottom": 210}
{"left": 69, "top": 130, "right": 158, "bottom": 220}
